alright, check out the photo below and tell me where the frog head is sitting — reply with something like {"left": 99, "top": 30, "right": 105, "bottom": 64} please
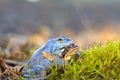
{"left": 42, "top": 35, "right": 79, "bottom": 60}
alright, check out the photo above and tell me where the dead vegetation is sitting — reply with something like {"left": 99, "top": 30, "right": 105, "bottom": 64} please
{"left": 0, "top": 57, "right": 25, "bottom": 80}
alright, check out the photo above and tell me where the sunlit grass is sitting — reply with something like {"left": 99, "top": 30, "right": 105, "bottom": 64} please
{"left": 47, "top": 40, "right": 120, "bottom": 80}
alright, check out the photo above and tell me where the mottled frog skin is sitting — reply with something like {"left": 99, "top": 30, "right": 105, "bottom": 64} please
{"left": 22, "top": 35, "right": 79, "bottom": 78}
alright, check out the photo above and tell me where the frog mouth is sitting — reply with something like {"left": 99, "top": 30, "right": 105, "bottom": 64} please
{"left": 61, "top": 44, "right": 79, "bottom": 60}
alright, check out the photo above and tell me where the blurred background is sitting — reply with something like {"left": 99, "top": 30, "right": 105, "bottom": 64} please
{"left": 0, "top": 0, "right": 120, "bottom": 60}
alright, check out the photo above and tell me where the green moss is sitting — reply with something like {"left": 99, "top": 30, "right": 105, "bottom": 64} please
{"left": 47, "top": 40, "right": 120, "bottom": 80}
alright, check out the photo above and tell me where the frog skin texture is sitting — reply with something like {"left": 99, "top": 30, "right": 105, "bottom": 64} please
{"left": 22, "top": 35, "right": 76, "bottom": 79}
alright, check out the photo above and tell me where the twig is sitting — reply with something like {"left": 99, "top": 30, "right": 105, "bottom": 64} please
{"left": 5, "top": 59, "right": 24, "bottom": 66}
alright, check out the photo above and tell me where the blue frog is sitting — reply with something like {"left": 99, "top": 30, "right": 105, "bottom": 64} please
{"left": 22, "top": 35, "right": 79, "bottom": 79}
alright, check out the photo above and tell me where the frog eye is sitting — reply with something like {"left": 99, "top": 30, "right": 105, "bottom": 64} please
{"left": 57, "top": 38, "right": 63, "bottom": 43}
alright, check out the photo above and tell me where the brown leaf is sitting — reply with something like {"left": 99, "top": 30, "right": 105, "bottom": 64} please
{"left": 0, "top": 57, "right": 7, "bottom": 73}
{"left": 42, "top": 51, "right": 54, "bottom": 61}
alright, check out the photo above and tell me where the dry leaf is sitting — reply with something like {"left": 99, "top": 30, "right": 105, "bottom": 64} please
{"left": 42, "top": 51, "right": 54, "bottom": 61}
